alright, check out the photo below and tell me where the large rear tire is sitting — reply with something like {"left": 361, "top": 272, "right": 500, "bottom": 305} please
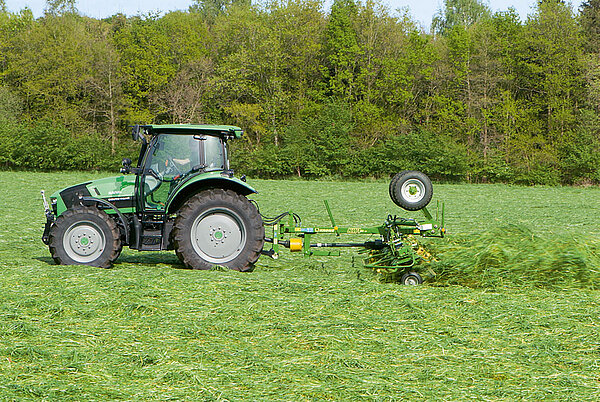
{"left": 172, "top": 189, "right": 264, "bottom": 272}
{"left": 48, "top": 206, "right": 122, "bottom": 268}
{"left": 389, "top": 170, "right": 433, "bottom": 211}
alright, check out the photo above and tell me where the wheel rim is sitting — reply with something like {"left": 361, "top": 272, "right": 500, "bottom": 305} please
{"left": 400, "top": 179, "right": 426, "bottom": 204}
{"left": 404, "top": 276, "right": 420, "bottom": 285}
{"left": 190, "top": 207, "right": 246, "bottom": 264}
{"left": 63, "top": 220, "right": 106, "bottom": 263}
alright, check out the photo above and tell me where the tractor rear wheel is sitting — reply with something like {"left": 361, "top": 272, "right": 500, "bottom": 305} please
{"left": 172, "top": 189, "right": 264, "bottom": 272}
{"left": 48, "top": 206, "right": 122, "bottom": 268}
{"left": 389, "top": 170, "right": 433, "bottom": 211}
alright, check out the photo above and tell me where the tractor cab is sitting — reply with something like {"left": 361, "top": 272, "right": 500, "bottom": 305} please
{"left": 124, "top": 125, "right": 237, "bottom": 212}
{"left": 117, "top": 124, "right": 254, "bottom": 251}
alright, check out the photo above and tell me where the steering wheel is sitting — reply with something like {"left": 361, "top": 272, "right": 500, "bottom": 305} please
{"left": 163, "top": 156, "right": 183, "bottom": 179}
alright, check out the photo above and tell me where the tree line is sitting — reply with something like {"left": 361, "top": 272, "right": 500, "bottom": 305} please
{"left": 0, "top": 0, "right": 599, "bottom": 184}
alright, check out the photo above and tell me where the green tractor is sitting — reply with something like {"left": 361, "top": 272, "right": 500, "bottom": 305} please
{"left": 42, "top": 124, "right": 264, "bottom": 271}
{"left": 42, "top": 123, "right": 444, "bottom": 283}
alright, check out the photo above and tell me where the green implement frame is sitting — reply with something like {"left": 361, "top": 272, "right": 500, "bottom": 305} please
{"left": 263, "top": 201, "right": 445, "bottom": 273}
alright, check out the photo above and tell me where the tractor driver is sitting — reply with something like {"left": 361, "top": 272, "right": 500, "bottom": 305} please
{"left": 167, "top": 135, "right": 201, "bottom": 177}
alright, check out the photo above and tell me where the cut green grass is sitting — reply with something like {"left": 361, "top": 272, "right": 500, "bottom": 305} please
{"left": 0, "top": 171, "right": 599, "bottom": 400}
{"left": 427, "top": 225, "right": 600, "bottom": 289}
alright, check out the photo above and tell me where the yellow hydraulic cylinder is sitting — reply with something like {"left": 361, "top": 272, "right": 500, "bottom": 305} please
{"left": 289, "top": 238, "right": 303, "bottom": 252}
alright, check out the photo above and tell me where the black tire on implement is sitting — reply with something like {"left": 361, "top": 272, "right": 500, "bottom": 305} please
{"left": 171, "top": 189, "right": 264, "bottom": 272}
{"left": 388, "top": 170, "right": 408, "bottom": 206}
{"left": 401, "top": 271, "right": 423, "bottom": 286}
{"left": 48, "top": 206, "right": 122, "bottom": 268}
{"left": 389, "top": 170, "right": 433, "bottom": 211}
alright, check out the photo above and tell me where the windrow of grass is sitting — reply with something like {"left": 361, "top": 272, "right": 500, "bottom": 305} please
{"left": 425, "top": 224, "right": 600, "bottom": 289}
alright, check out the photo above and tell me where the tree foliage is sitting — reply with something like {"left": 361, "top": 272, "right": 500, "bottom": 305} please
{"left": 0, "top": 0, "right": 598, "bottom": 184}
{"left": 432, "top": 0, "right": 491, "bottom": 36}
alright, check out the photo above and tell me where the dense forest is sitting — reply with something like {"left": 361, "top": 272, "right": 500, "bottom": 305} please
{"left": 0, "top": 0, "right": 599, "bottom": 184}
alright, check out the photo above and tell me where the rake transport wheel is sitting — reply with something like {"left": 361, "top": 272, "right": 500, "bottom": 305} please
{"left": 389, "top": 170, "right": 433, "bottom": 211}
{"left": 388, "top": 170, "right": 408, "bottom": 206}
{"left": 172, "top": 189, "right": 264, "bottom": 272}
{"left": 48, "top": 206, "right": 122, "bottom": 268}
{"left": 401, "top": 271, "right": 423, "bottom": 286}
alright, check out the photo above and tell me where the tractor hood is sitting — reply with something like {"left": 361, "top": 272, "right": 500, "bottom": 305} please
{"left": 51, "top": 175, "right": 136, "bottom": 216}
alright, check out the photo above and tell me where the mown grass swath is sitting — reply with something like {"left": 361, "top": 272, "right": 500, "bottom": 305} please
{"left": 426, "top": 225, "right": 600, "bottom": 289}
{"left": 1, "top": 171, "right": 599, "bottom": 399}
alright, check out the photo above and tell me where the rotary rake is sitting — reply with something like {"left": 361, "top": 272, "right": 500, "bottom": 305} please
{"left": 261, "top": 171, "right": 445, "bottom": 285}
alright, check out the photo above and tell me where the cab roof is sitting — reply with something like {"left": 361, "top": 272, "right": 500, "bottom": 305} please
{"left": 144, "top": 124, "right": 243, "bottom": 139}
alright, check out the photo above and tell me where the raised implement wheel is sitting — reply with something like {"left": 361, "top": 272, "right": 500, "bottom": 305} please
{"left": 48, "top": 206, "right": 122, "bottom": 268}
{"left": 172, "top": 189, "right": 264, "bottom": 271}
{"left": 389, "top": 170, "right": 433, "bottom": 211}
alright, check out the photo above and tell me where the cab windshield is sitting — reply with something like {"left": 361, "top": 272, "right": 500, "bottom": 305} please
{"left": 149, "top": 134, "right": 200, "bottom": 179}
{"left": 141, "top": 133, "right": 227, "bottom": 210}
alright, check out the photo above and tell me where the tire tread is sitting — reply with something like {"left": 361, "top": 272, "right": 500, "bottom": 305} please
{"left": 389, "top": 170, "right": 433, "bottom": 211}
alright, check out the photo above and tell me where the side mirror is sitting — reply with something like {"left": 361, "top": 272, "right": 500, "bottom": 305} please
{"left": 131, "top": 125, "right": 141, "bottom": 141}
{"left": 131, "top": 125, "right": 147, "bottom": 143}
{"left": 120, "top": 157, "right": 132, "bottom": 174}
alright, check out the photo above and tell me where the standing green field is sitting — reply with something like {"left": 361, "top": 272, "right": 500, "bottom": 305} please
{"left": 1, "top": 171, "right": 599, "bottom": 400}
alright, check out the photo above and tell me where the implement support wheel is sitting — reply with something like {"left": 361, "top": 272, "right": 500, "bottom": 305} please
{"left": 401, "top": 272, "right": 423, "bottom": 286}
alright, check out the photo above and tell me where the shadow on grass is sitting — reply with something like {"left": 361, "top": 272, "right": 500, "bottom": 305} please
{"left": 33, "top": 256, "right": 55, "bottom": 265}
{"left": 32, "top": 254, "right": 186, "bottom": 269}
{"left": 116, "top": 252, "right": 185, "bottom": 268}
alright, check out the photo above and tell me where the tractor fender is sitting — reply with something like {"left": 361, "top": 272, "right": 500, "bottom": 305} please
{"left": 81, "top": 196, "right": 130, "bottom": 245}
{"left": 165, "top": 172, "right": 256, "bottom": 214}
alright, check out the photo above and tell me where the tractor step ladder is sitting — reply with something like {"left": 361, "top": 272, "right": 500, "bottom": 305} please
{"left": 139, "top": 212, "right": 166, "bottom": 251}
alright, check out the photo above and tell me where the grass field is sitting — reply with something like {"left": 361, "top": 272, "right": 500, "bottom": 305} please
{"left": 1, "top": 171, "right": 600, "bottom": 400}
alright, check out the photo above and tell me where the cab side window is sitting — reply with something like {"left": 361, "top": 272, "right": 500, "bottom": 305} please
{"left": 204, "top": 136, "right": 224, "bottom": 171}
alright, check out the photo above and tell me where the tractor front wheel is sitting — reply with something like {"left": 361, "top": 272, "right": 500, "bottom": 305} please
{"left": 172, "top": 189, "right": 264, "bottom": 272}
{"left": 48, "top": 206, "right": 122, "bottom": 268}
